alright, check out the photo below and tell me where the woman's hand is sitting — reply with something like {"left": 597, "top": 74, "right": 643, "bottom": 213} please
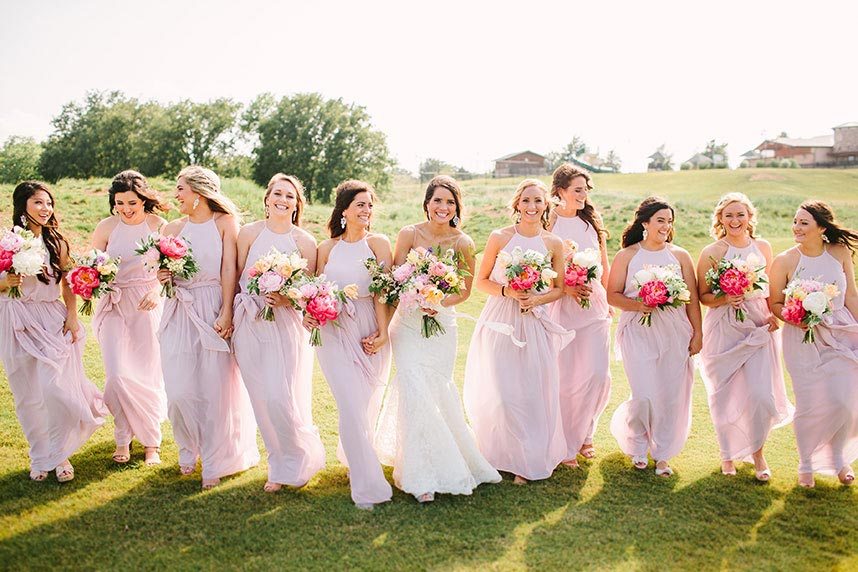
{"left": 766, "top": 314, "right": 780, "bottom": 332}
{"left": 726, "top": 293, "right": 745, "bottom": 309}
{"left": 156, "top": 269, "right": 172, "bottom": 286}
{"left": 361, "top": 331, "right": 387, "bottom": 355}
{"left": 5, "top": 272, "right": 22, "bottom": 288}
{"left": 302, "top": 313, "right": 320, "bottom": 331}
{"left": 264, "top": 292, "right": 290, "bottom": 309}
{"left": 689, "top": 331, "right": 703, "bottom": 355}
{"left": 214, "top": 311, "right": 233, "bottom": 340}
{"left": 63, "top": 314, "right": 80, "bottom": 343}
{"left": 137, "top": 289, "right": 161, "bottom": 312}
{"left": 566, "top": 283, "right": 592, "bottom": 302}
{"left": 638, "top": 300, "right": 654, "bottom": 316}
{"left": 421, "top": 307, "right": 438, "bottom": 317}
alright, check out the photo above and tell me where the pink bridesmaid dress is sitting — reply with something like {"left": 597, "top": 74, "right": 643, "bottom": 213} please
{"left": 0, "top": 249, "right": 106, "bottom": 473}
{"left": 92, "top": 220, "right": 167, "bottom": 451}
{"left": 159, "top": 218, "right": 260, "bottom": 480}
{"left": 315, "top": 238, "right": 392, "bottom": 505}
{"left": 610, "top": 246, "right": 694, "bottom": 462}
{"left": 700, "top": 241, "right": 793, "bottom": 462}
{"left": 463, "top": 230, "right": 572, "bottom": 480}
{"left": 232, "top": 225, "right": 325, "bottom": 487}
{"left": 547, "top": 214, "right": 612, "bottom": 461}
{"left": 783, "top": 248, "right": 858, "bottom": 477}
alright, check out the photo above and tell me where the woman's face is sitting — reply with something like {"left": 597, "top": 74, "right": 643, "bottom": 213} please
{"left": 559, "top": 176, "right": 589, "bottom": 211}
{"left": 343, "top": 191, "right": 373, "bottom": 229}
{"left": 516, "top": 186, "right": 547, "bottom": 224}
{"left": 426, "top": 186, "right": 457, "bottom": 225}
{"left": 719, "top": 201, "right": 750, "bottom": 239}
{"left": 113, "top": 191, "right": 146, "bottom": 224}
{"left": 175, "top": 177, "right": 199, "bottom": 215}
{"left": 642, "top": 208, "right": 673, "bottom": 244}
{"left": 792, "top": 208, "right": 825, "bottom": 245}
{"left": 26, "top": 190, "right": 54, "bottom": 227}
{"left": 266, "top": 180, "right": 299, "bottom": 221}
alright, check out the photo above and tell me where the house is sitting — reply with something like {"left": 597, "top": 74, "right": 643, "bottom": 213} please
{"left": 493, "top": 151, "right": 548, "bottom": 177}
{"left": 647, "top": 150, "right": 670, "bottom": 171}
{"left": 682, "top": 152, "right": 726, "bottom": 169}
{"left": 741, "top": 122, "right": 858, "bottom": 168}
{"left": 832, "top": 122, "right": 858, "bottom": 166}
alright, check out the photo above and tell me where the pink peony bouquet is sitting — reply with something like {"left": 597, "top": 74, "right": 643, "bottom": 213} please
{"left": 632, "top": 264, "right": 691, "bottom": 326}
{"left": 704, "top": 253, "right": 768, "bottom": 321}
{"left": 135, "top": 233, "right": 199, "bottom": 298}
{"left": 781, "top": 278, "right": 840, "bottom": 343}
{"left": 246, "top": 247, "right": 308, "bottom": 321}
{"left": 1, "top": 226, "right": 47, "bottom": 298}
{"left": 562, "top": 240, "right": 602, "bottom": 309}
{"left": 287, "top": 275, "right": 358, "bottom": 346}
{"left": 66, "top": 249, "right": 121, "bottom": 315}
{"left": 392, "top": 247, "right": 469, "bottom": 338}
{"left": 496, "top": 246, "right": 557, "bottom": 313}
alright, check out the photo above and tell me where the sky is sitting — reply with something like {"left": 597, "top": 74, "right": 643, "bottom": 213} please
{"left": 1, "top": 0, "right": 856, "bottom": 173}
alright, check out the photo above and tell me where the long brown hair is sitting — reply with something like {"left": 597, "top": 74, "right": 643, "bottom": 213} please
{"left": 799, "top": 200, "right": 858, "bottom": 254}
{"left": 551, "top": 163, "right": 608, "bottom": 240}
{"left": 12, "top": 181, "right": 68, "bottom": 283}
{"left": 621, "top": 196, "right": 675, "bottom": 248}
{"left": 423, "top": 175, "right": 463, "bottom": 227}
{"left": 327, "top": 180, "right": 377, "bottom": 238}
{"left": 109, "top": 170, "right": 170, "bottom": 214}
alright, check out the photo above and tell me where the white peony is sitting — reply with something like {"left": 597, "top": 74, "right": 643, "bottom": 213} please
{"left": 633, "top": 268, "right": 655, "bottom": 285}
{"left": 12, "top": 247, "right": 45, "bottom": 276}
{"left": 496, "top": 250, "right": 513, "bottom": 268}
{"left": 802, "top": 291, "right": 829, "bottom": 316}
{"left": 573, "top": 248, "right": 602, "bottom": 278}
{"left": 542, "top": 267, "right": 558, "bottom": 281}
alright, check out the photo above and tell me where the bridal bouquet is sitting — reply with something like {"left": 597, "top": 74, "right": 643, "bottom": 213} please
{"left": 287, "top": 275, "right": 358, "bottom": 346}
{"left": 562, "top": 240, "right": 602, "bottom": 309}
{"left": 497, "top": 246, "right": 557, "bottom": 313}
{"left": 365, "top": 257, "right": 405, "bottom": 305}
{"left": 393, "top": 247, "right": 469, "bottom": 338}
{"left": 66, "top": 249, "right": 121, "bottom": 315}
{"left": 704, "top": 253, "right": 768, "bottom": 321}
{"left": 135, "top": 233, "right": 199, "bottom": 298}
{"left": 781, "top": 278, "right": 840, "bottom": 343}
{"left": 246, "top": 247, "right": 308, "bottom": 321}
{"left": 632, "top": 264, "right": 691, "bottom": 326}
{"left": 0, "top": 226, "right": 47, "bottom": 298}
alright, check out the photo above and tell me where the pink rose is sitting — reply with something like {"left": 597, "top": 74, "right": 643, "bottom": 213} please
{"left": 429, "top": 262, "right": 448, "bottom": 277}
{"left": 0, "top": 249, "right": 13, "bottom": 273}
{"left": 158, "top": 236, "right": 189, "bottom": 259}
{"left": 0, "top": 231, "right": 24, "bottom": 252}
{"left": 782, "top": 297, "right": 807, "bottom": 325}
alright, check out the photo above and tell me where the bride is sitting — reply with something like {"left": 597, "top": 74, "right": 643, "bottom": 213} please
{"left": 375, "top": 175, "right": 501, "bottom": 502}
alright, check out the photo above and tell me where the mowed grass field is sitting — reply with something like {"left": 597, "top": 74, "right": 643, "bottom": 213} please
{"left": 1, "top": 169, "right": 857, "bottom": 570}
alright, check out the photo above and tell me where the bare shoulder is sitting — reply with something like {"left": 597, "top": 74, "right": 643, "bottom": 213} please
{"left": 317, "top": 238, "right": 336, "bottom": 257}
{"left": 454, "top": 230, "right": 476, "bottom": 253}
{"left": 367, "top": 232, "right": 392, "bottom": 249}
{"left": 162, "top": 217, "right": 186, "bottom": 236}
{"left": 612, "top": 244, "right": 638, "bottom": 265}
{"left": 827, "top": 243, "right": 852, "bottom": 262}
{"left": 668, "top": 243, "right": 693, "bottom": 264}
{"left": 541, "top": 230, "right": 564, "bottom": 249}
{"left": 292, "top": 226, "right": 318, "bottom": 248}
{"left": 772, "top": 246, "right": 799, "bottom": 268}
{"left": 94, "top": 216, "right": 120, "bottom": 237}
{"left": 699, "top": 240, "right": 728, "bottom": 262}
{"left": 214, "top": 213, "right": 239, "bottom": 232}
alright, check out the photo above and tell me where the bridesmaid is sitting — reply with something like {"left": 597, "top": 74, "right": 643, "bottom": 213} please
{"left": 91, "top": 170, "right": 169, "bottom": 466}
{"left": 547, "top": 164, "right": 612, "bottom": 468}
{"left": 607, "top": 196, "right": 702, "bottom": 477}
{"left": 0, "top": 181, "right": 106, "bottom": 482}
{"left": 463, "top": 178, "right": 571, "bottom": 485}
{"left": 233, "top": 173, "right": 325, "bottom": 493}
{"left": 769, "top": 200, "right": 858, "bottom": 488}
{"left": 375, "top": 175, "right": 501, "bottom": 503}
{"left": 158, "top": 166, "right": 259, "bottom": 490}
{"left": 696, "top": 193, "right": 792, "bottom": 480}
{"left": 311, "top": 180, "right": 393, "bottom": 510}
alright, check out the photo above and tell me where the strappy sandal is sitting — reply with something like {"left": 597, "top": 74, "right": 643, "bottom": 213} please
{"left": 263, "top": 482, "right": 282, "bottom": 493}
{"left": 632, "top": 455, "right": 648, "bottom": 470}
{"left": 579, "top": 444, "right": 596, "bottom": 459}
{"left": 56, "top": 461, "right": 75, "bottom": 483}
{"left": 798, "top": 473, "right": 815, "bottom": 488}
{"left": 143, "top": 447, "right": 161, "bottom": 466}
{"left": 838, "top": 466, "right": 855, "bottom": 486}
{"left": 655, "top": 462, "right": 673, "bottom": 477}
{"left": 416, "top": 492, "right": 435, "bottom": 503}
{"left": 561, "top": 458, "right": 579, "bottom": 468}
{"left": 513, "top": 475, "right": 528, "bottom": 486}
{"left": 112, "top": 443, "right": 131, "bottom": 464}
{"left": 755, "top": 468, "right": 772, "bottom": 482}
{"left": 179, "top": 465, "right": 195, "bottom": 476}
{"left": 29, "top": 469, "right": 48, "bottom": 482}
{"left": 721, "top": 461, "right": 737, "bottom": 476}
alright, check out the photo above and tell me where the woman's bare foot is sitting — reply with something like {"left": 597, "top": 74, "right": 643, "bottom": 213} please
{"left": 513, "top": 475, "right": 528, "bottom": 486}
{"left": 263, "top": 481, "right": 282, "bottom": 493}
{"left": 578, "top": 444, "right": 596, "bottom": 459}
{"left": 721, "top": 460, "right": 737, "bottom": 476}
{"left": 56, "top": 461, "right": 75, "bottom": 483}
{"left": 29, "top": 469, "right": 48, "bottom": 481}
{"left": 561, "top": 459, "right": 579, "bottom": 469}
{"left": 201, "top": 478, "right": 220, "bottom": 490}
{"left": 798, "top": 473, "right": 815, "bottom": 488}
{"left": 416, "top": 492, "right": 435, "bottom": 503}
{"left": 179, "top": 465, "right": 195, "bottom": 476}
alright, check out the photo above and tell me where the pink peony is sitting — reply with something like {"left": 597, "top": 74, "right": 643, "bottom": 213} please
{"left": 393, "top": 263, "right": 415, "bottom": 283}
{"left": 564, "top": 264, "right": 589, "bottom": 287}
{"left": 0, "top": 232, "right": 24, "bottom": 252}
{"left": 719, "top": 268, "right": 751, "bottom": 296}
{"left": 257, "top": 270, "right": 285, "bottom": 293}
{"left": 782, "top": 297, "right": 807, "bottom": 325}
{"left": 299, "top": 282, "right": 319, "bottom": 300}
{"left": 509, "top": 265, "right": 540, "bottom": 291}
{"left": 306, "top": 294, "right": 340, "bottom": 326}
{"left": 429, "top": 261, "right": 449, "bottom": 277}
{"left": 68, "top": 266, "right": 101, "bottom": 299}
{"left": 639, "top": 280, "right": 669, "bottom": 307}
{"left": 158, "top": 235, "right": 189, "bottom": 259}
{"left": 0, "top": 249, "right": 13, "bottom": 273}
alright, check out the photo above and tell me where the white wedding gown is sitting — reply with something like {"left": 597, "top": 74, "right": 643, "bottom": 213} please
{"left": 375, "top": 306, "right": 501, "bottom": 497}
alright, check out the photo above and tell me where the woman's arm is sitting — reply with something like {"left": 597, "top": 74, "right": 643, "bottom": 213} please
{"left": 365, "top": 234, "right": 393, "bottom": 354}
{"left": 677, "top": 247, "right": 703, "bottom": 355}
{"left": 606, "top": 247, "right": 649, "bottom": 313}
{"left": 392, "top": 225, "right": 415, "bottom": 267}
{"left": 441, "top": 234, "right": 476, "bottom": 307}
{"left": 696, "top": 241, "right": 733, "bottom": 308}
{"left": 58, "top": 241, "right": 80, "bottom": 342}
{"left": 215, "top": 214, "right": 240, "bottom": 339}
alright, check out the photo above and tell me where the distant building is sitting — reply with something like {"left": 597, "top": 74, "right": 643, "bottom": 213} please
{"left": 741, "top": 122, "right": 858, "bottom": 168}
{"left": 493, "top": 151, "right": 548, "bottom": 178}
{"left": 571, "top": 152, "right": 618, "bottom": 173}
{"left": 682, "top": 152, "right": 726, "bottom": 169}
{"left": 647, "top": 150, "right": 671, "bottom": 171}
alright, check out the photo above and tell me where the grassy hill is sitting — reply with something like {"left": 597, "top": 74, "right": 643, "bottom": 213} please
{"left": 1, "top": 169, "right": 857, "bottom": 570}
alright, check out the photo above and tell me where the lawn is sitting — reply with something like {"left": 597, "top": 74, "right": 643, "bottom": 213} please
{"left": 1, "top": 169, "right": 857, "bottom": 570}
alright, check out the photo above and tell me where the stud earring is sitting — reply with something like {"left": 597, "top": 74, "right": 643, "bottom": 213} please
{"left": 452, "top": 215, "right": 460, "bottom": 227}
{"left": 340, "top": 216, "right": 346, "bottom": 229}
{"left": 192, "top": 197, "right": 200, "bottom": 211}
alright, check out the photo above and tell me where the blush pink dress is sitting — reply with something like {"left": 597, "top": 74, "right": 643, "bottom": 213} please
{"left": 315, "top": 238, "right": 392, "bottom": 505}
{"left": 92, "top": 219, "right": 167, "bottom": 450}
{"left": 547, "top": 214, "right": 612, "bottom": 461}
{"left": 783, "top": 247, "right": 858, "bottom": 476}
{"left": 233, "top": 224, "right": 325, "bottom": 487}
{"left": 159, "top": 218, "right": 259, "bottom": 481}
{"left": 463, "top": 230, "right": 572, "bottom": 480}
{"left": 0, "top": 247, "right": 106, "bottom": 473}
{"left": 699, "top": 241, "right": 793, "bottom": 462}
{"left": 610, "top": 245, "right": 694, "bottom": 462}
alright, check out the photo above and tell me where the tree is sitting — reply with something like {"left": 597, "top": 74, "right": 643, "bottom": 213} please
{"left": 0, "top": 136, "right": 43, "bottom": 183}
{"left": 546, "top": 135, "right": 589, "bottom": 169}
{"left": 604, "top": 150, "right": 622, "bottom": 172}
{"left": 647, "top": 144, "right": 674, "bottom": 171}
{"left": 250, "top": 93, "right": 394, "bottom": 203}
{"left": 703, "top": 139, "right": 729, "bottom": 166}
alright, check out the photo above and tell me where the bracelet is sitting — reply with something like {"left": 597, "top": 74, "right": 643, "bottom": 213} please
{"left": 501, "top": 286, "right": 506, "bottom": 297}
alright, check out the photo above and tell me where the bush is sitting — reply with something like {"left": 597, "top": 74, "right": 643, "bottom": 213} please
{"left": 755, "top": 160, "right": 767, "bottom": 168}
{"left": 739, "top": 160, "right": 749, "bottom": 168}
{"left": 699, "top": 162, "right": 710, "bottom": 170}
{"left": 779, "top": 159, "right": 792, "bottom": 168}
{"left": 680, "top": 162, "right": 692, "bottom": 170}
{"left": 715, "top": 162, "right": 728, "bottom": 169}
{"left": 789, "top": 159, "right": 800, "bottom": 168}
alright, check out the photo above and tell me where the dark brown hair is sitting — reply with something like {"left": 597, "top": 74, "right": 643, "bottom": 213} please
{"left": 799, "top": 200, "right": 858, "bottom": 254}
{"left": 109, "top": 170, "right": 170, "bottom": 214}
{"left": 551, "top": 163, "right": 608, "bottom": 241}
{"left": 12, "top": 181, "right": 68, "bottom": 283}
{"left": 621, "top": 196, "right": 675, "bottom": 248}
{"left": 327, "top": 180, "right": 377, "bottom": 238}
{"left": 266, "top": 173, "right": 306, "bottom": 226}
{"left": 423, "top": 175, "right": 463, "bottom": 227}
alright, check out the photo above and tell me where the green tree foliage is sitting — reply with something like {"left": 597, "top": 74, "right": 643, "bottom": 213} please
{"left": 546, "top": 135, "right": 588, "bottom": 169}
{"left": 604, "top": 149, "right": 622, "bottom": 172}
{"left": 249, "top": 93, "right": 393, "bottom": 203}
{"left": 704, "top": 139, "right": 729, "bottom": 166}
{"left": 0, "top": 136, "right": 43, "bottom": 183}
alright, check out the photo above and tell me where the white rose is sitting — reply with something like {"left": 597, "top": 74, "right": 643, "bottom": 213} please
{"left": 12, "top": 248, "right": 45, "bottom": 276}
{"left": 542, "top": 268, "right": 558, "bottom": 281}
{"left": 496, "top": 250, "right": 513, "bottom": 268}
{"left": 802, "top": 291, "right": 829, "bottom": 316}
{"left": 633, "top": 268, "right": 655, "bottom": 285}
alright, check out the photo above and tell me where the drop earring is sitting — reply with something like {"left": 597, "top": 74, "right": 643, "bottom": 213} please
{"left": 822, "top": 233, "right": 830, "bottom": 243}
{"left": 642, "top": 229, "right": 648, "bottom": 240}
{"left": 192, "top": 197, "right": 200, "bottom": 211}
{"left": 452, "top": 215, "right": 460, "bottom": 227}
{"left": 19, "top": 214, "right": 27, "bottom": 227}
{"left": 264, "top": 205, "right": 270, "bottom": 218}
{"left": 340, "top": 216, "right": 346, "bottom": 229}
{"left": 515, "top": 211, "right": 522, "bottom": 224}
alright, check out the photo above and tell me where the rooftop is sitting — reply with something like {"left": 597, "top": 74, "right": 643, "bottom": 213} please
{"left": 762, "top": 135, "right": 834, "bottom": 148}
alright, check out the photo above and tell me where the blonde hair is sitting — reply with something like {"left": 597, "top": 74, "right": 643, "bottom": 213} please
{"left": 509, "top": 178, "right": 550, "bottom": 229}
{"left": 711, "top": 192, "right": 758, "bottom": 239}
{"left": 266, "top": 173, "right": 306, "bottom": 226}
{"left": 177, "top": 165, "right": 241, "bottom": 221}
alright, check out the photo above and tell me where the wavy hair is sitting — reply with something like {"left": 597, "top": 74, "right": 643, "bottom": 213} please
{"left": 109, "top": 170, "right": 170, "bottom": 214}
{"left": 327, "top": 180, "right": 377, "bottom": 238}
{"left": 177, "top": 165, "right": 241, "bottom": 221}
{"left": 266, "top": 173, "right": 306, "bottom": 226}
{"left": 621, "top": 196, "right": 675, "bottom": 248}
{"left": 12, "top": 181, "right": 68, "bottom": 283}
{"left": 550, "top": 163, "right": 608, "bottom": 240}
{"left": 710, "top": 192, "right": 758, "bottom": 240}
{"left": 423, "top": 175, "right": 463, "bottom": 227}
{"left": 509, "top": 178, "right": 550, "bottom": 229}
{"left": 799, "top": 200, "right": 858, "bottom": 254}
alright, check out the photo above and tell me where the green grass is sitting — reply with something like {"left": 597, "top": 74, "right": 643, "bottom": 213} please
{"left": 1, "top": 170, "right": 858, "bottom": 570}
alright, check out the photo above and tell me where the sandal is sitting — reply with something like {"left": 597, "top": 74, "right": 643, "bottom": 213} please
{"left": 56, "top": 461, "right": 75, "bottom": 483}
{"left": 179, "top": 464, "right": 195, "bottom": 476}
{"left": 355, "top": 503, "right": 375, "bottom": 511}
{"left": 201, "top": 478, "right": 220, "bottom": 490}
{"left": 838, "top": 467, "right": 855, "bottom": 486}
{"left": 579, "top": 444, "right": 596, "bottom": 459}
{"left": 721, "top": 461, "right": 737, "bottom": 476}
{"left": 561, "top": 458, "right": 579, "bottom": 469}
{"left": 513, "top": 475, "right": 528, "bottom": 486}
{"left": 755, "top": 468, "right": 772, "bottom": 482}
{"left": 655, "top": 462, "right": 673, "bottom": 478}
{"left": 263, "top": 482, "right": 282, "bottom": 493}
{"left": 143, "top": 447, "right": 161, "bottom": 466}
{"left": 29, "top": 469, "right": 48, "bottom": 482}
{"left": 112, "top": 443, "right": 131, "bottom": 464}
{"left": 798, "top": 473, "right": 815, "bottom": 489}
{"left": 416, "top": 492, "right": 435, "bottom": 503}
{"left": 632, "top": 455, "right": 648, "bottom": 470}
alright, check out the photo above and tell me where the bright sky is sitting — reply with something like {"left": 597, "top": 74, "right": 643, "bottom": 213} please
{"left": 1, "top": 0, "right": 856, "bottom": 173}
